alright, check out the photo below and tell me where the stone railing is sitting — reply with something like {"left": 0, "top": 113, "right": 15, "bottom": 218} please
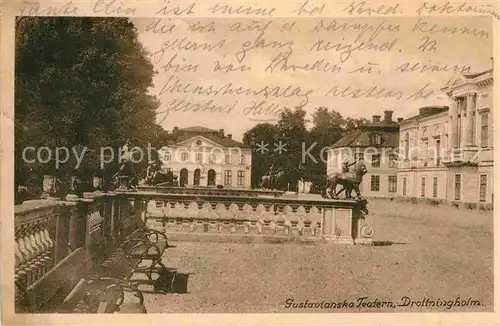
{"left": 132, "top": 192, "right": 373, "bottom": 245}
{"left": 137, "top": 185, "right": 284, "bottom": 198}
{"left": 14, "top": 188, "right": 373, "bottom": 310}
{"left": 14, "top": 192, "right": 142, "bottom": 312}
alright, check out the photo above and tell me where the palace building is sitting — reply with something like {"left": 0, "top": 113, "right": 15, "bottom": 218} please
{"left": 327, "top": 111, "right": 401, "bottom": 198}
{"left": 397, "top": 69, "right": 494, "bottom": 208}
{"left": 157, "top": 126, "right": 252, "bottom": 188}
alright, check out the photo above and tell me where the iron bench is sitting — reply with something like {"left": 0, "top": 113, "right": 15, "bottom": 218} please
{"left": 23, "top": 248, "right": 146, "bottom": 313}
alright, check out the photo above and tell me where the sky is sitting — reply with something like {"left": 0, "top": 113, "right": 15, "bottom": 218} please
{"left": 132, "top": 16, "right": 493, "bottom": 141}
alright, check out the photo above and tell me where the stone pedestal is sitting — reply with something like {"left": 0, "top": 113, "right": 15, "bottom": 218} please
{"left": 115, "top": 175, "right": 131, "bottom": 192}
{"left": 234, "top": 221, "right": 246, "bottom": 234}
{"left": 302, "top": 221, "right": 313, "bottom": 237}
{"left": 322, "top": 207, "right": 354, "bottom": 244}
{"left": 207, "top": 221, "right": 219, "bottom": 233}
{"left": 261, "top": 219, "right": 274, "bottom": 235}
{"left": 220, "top": 221, "right": 233, "bottom": 233}
{"left": 248, "top": 221, "right": 259, "bottom": 234}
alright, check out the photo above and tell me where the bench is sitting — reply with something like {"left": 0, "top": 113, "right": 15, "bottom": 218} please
{"left": 23, "top": 248, "right": 146, "bottom": 313}
{"left": 97, "top": 227, "right": 169, "bottom": 282}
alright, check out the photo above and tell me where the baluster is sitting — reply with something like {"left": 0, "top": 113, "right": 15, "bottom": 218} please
{"left": 219, "top": 203, "right": 233, "bottom": 234}
{"left": 16, "top": 227, "right": 30, "bottom": 287}
{"left": 273, "top": 205, "right": 286, "bottom": 235}
{"left": 229, "top": 204, "right": 240, "bottom": 233}
{"left": 255, "top": 204, "right": 266, "bottom": 234}
{"left": 261, "top": 204, "right": 274, "bottom": 235}
{"left": 31, "top": 221, "right": 46, "bottom": 278}
{"left": 14, "top": 240, "right": 22, "bottom": 282}
{"left": 22, "top": 228, "right": 37, "bottom": 285}
{"left": 240, "top": 204, "right": 253, "bottom": 234}
{"left": 302, "top": 206, "right": 314, "bottom": 237}
{"left": 14, "top": 239, "right": 25, "bottom": 307}
{"left": 41, "top": 218, "right": 55, "bottom": 272}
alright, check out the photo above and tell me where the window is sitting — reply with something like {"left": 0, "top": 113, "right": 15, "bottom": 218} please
{"left": 181, "top": 152, "right": 188, "bottom": 162}
{"left": 354, "top": 152, "right": 364, "bottom": 162}
{"left": 479, "top": 174, "right": 487, "bottom": 202}
{"left": 481, "top": 113, "right": 488, "bottom": 147}
{"left": 421, "top": 177, "right": 426, "bottom": 197}
{"left": 224, "top": 170, "right": 232, "bottom": 185}
{"left": 196, "top": 153, "right": 202, "bottom": 163}
{"left": 225, "top": 154, "right": 231, "bottom": 164}
{"left": 454, "top": 174, "right": 461, "bottom": 201}
{"left": 370, "top": 175, "right": 380, "bottom": 192}
{"left": 388, "top": 176, "right": 397, "bottom": 193}
{"left": 403, "top": 177, "right": 407, "bottom": 196}
{"left": 331, "top": 153, "right": 337, "bottom": 168}
{"left": 165, "top": 152, "right": 171, "bottom": 162}
{"left": 371, "top": 154, "right": 381, "bottom": 168}
{"left": 237, "top": 170, "right": 245, "bottom": 186}
{"left": 422, "top": 139, "right": 429, "bottom": 164}
{"left": 389, "top": 154, "right": 397, "bottom": 168}
{"left": 433, "top": 177, "right": 438, "bottom": 198}
{"left": 435, "top": 139, "right": 441, "bottom": 166}
{"left": 370, "top": 133, "right": 382, "bottom": 145}
{"left": 472, "top": 111, "right": 476, "bottom": 145}
{"left": 209, "top": 154, "right": 216, "bottom": 164}
{"left": 239, "top": 155, "right": 245, "bottom": 165}
{"left": 404, "top": 133, "right": 410, "bottom": 159}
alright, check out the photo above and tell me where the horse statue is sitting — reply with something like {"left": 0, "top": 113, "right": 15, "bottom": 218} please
{"left": 259, "top": 164, "right": 284, "bottom": 189}
{"left": 325, "top": 159, "right": 368, "bottom": 199}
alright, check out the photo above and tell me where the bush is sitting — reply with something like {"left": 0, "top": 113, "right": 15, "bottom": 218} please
{"left": 426, "top": 199, "right": 440, "bottom": 206}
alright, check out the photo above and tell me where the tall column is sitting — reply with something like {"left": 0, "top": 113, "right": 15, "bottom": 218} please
{"left": 464, "top": 93, "right": 475, "bottom": 146}
{"left": 449, "top": 97, "right": 458, "bottom": 148}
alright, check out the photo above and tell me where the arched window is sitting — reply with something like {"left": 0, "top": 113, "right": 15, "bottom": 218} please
{"left": 404, "top": 133, "right": 409, "bottom": 159}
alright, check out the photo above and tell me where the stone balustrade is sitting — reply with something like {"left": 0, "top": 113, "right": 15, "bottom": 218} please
{"left": 14, "top": 192, "right": 141, "bottom": 312}
{"left": 14, "top": 188, "right": 373, "bottom": 310}
{"left": 137, "top": 185, "right": 285, "bottom": 198}
{"left": 132, "top": 192, "right": 373, "bottom": 245}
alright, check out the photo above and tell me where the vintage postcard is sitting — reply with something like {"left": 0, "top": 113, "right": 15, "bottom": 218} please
{"left": 1, "top": 0, "right": 499, "bottom": 325}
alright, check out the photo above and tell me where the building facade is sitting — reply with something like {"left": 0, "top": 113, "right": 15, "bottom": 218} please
{"left": 397, "top": 107, "right": 450, "bottom": 200}
{"left": 158, "top": 126, "right": 252, "bottom": 188}
{"left": 327, "top": 111, "right": 400, "bottom": 198}
{"left": 397, "top": 69, "right": 494, "bottom": 207}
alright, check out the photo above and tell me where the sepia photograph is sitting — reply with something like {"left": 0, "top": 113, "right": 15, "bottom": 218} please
{"left": 6, "top": 1, "right": 496, "bottom": 319}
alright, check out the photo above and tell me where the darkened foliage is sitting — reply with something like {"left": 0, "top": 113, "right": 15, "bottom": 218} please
{"left": 243, "top": 107, "right": 368, "bottom": 189}
{"left": 15, "top": 17, "right": 163, "bottom": 202}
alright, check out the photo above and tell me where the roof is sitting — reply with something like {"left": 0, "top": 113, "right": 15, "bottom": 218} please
{"left": 463, "top": 68, "right": 493, "bottom": 79}
{"left": 331, "top": 127, "right": 399, "bottom": 149}
{"left": 174, "top": 132, "right": 249, "bottom": 148}
{"left": 179, "top": 126, "right": 219, "bottom": 133}
{"left": 400, "top": 106, "right": 449, "bottom": 124}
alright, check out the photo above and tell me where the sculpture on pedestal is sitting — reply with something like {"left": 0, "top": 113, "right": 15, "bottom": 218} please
{"left": 41, "top": 175, "right": 59, "bottom": 199}
{"left": 259, "top": 164, "right": 284, "bottom": 190}
{"left": 113, "top": 139, "right": 138, "bottom": 191}
{"left": 144, "top": 160, "right": 160, "bottom": 185}
{"left": 325, "top": 159, "right": 368, "bottom": 200}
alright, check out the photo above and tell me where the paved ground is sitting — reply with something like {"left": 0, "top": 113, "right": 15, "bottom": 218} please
{"left": 140, "top": 198, "right": 493, "bottom": 313}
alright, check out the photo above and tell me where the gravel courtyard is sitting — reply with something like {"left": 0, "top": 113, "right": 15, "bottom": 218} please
{"left": 141, "top": 199, "right": 493, "bottom": 313}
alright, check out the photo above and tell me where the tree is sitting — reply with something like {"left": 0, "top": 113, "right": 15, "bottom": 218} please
{"left": 275, "top": 108, "right": 309, "bottom": 190}
{"left": 306, "top": 107, "right": 345, "bottom": 184}
{"left": 243, "top": 123, "right": 279, "bottom": 187}
{"left": 15, "top": 17, "right": 160, "bottom": 200}
{"left": 343, "top": 117, "right": 370, "bottom": 131}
